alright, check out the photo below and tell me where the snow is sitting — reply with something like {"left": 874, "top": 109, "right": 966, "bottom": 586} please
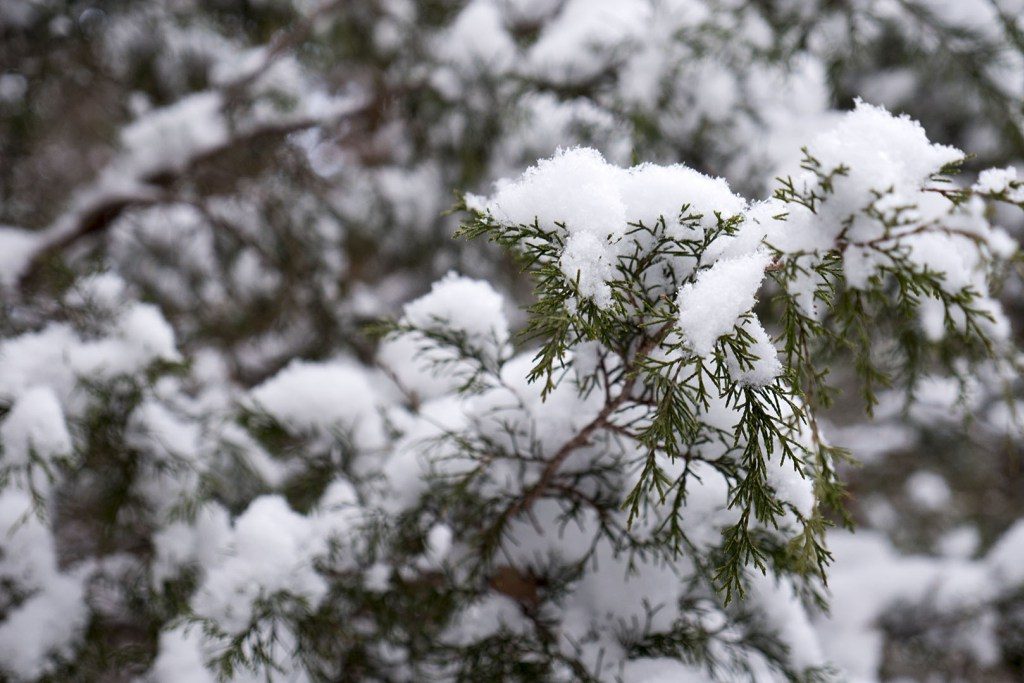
{"left": 119, "top": 91, "right": 227, "bottom": 176}
{"left": 676, "top": 250, "right": 772, "bottom": 355}
{"left": 621, "top": 658, "right": 709, "bottom": 683}
{"left": 818, "top": 518, "right": 1024, "bottom": 682}
{"left": 617, "top": 162, "right": 746, "bottom": 233}
{"left": 485, "top": 147, "right": 747, "bottom": 243}
{"left": 150, "top": 626, "right": 216, "bottom": 683}
{"left": 803, "top": 100, "right": 963, "bottom": 221}
{"left": 73, "top": 303, "right": 181, "bottom": 377}
{"left": 938, "top": 526, "right": 981, "bottom": 559}
{"left": 526, "top": 0, "right": 649, "bottom": 84}
{"left": 0, "top": 227, "right": 40, "bottom": 287}
{"left": 0, "top": 492, "right": 88, "bottom": 681}
{"left": 974, "top": 166, "right": 1018, "bottom": 195}
{"left": 485, "top": 147, "right": 628, "bottom": 241}
{"left": 495, "top": 93, "right": 631, "bottom": 170}
{"left": 0, "top": 73, "right": 27, "bottom": 103}
{"left": 152, "top": 504, "right": 232, "bottom": 584}
{"left": 905, "top": 470, "right": 953, "bottom": 511}
{"left": 642, "top": 459, "right": 738, "bottom": 552}
{"left": 559, "top": 231, "right": 618, "bottom": 308}
{"left": 419, "top": 523, "right": 454, "bottom": 568}
{"left": 749, "top": 573, "right": 825, "bottom": 671}
{"left": 401, "top": 271, "right": 510, "bottom": 360}
{"left": 439, "top": 1, "right": 516, "bottom": 74}
{"left": 441, "top": 594, "right": 527, "bottom": 647}
{"left": 0, "top": 573, "right": 89, "bottom": 680}
{"left": 483, "top": 148, "right": 754, "bottom": 308}
{"left": 191, "top": 495, "right": 331, "bottom": 635}
{"left": 725, "top": 318, "right": 782, "bottom": 386}
{"left": 0, "top": 490, "right": 61, "bottom": 588}
{"left": 248, "top": 358, "right": 385, "bottom": 449}
{"left": 3, "top": 6, "right": 1024, "bottom": 682}
{"left": 129, "top": 399, "right": 202, "bottom": 463}
{"left": 986, "top": 519, "right": 1024, "bottom": 590}
{"left": 772, "top": 101, "right": 967, "bottom": 266}
{"left": 767, "top": 454, "right": 815, "bottom": 519}
{"left": 974, "top": 166, "right": 1024, "bottom": 203}
{"left": 378, "top": 333, "right": 459, "bottom": 400}
{"left": 0, "top": 386, "right": 72, "bottom": 467}
{"left": 0, "top": 302, "right": 180, "bottom": 413}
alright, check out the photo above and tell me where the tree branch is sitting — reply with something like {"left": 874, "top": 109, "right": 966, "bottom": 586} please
{"left": 507, "top": 320, "right": 675, "bottom": 518}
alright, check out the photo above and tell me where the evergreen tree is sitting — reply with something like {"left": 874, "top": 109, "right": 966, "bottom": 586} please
{"left": 1, "top": 1, "right": 1023, "bottom": 681}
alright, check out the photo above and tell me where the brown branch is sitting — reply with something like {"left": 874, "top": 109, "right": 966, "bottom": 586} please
{"left": 16, "top": 109, "right": 365, "bottom": 290}
{"left": 12, "top": 0, "right": 363, "bottom": 291}
{"left": 506, "top": 320, "right": 675, "bottom": 519}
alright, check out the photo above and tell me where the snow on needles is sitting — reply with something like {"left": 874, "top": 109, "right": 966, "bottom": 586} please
{"left": 476, "top": 102, "right": 1018, "bottom": 386}
{"left": 481, "top": 146, "right": 750, "bottom": 311}
{"left": 676, "top": 250, "right": 772, "bottom": 357}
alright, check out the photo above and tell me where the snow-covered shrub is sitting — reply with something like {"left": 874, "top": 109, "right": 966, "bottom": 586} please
{"left": 2, "top": 0, "right": 1024, "bottom": 681}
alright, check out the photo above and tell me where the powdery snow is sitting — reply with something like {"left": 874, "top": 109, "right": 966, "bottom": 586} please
{"left": 401, "top": 271, "right": 510, "bottom": 360}
{"left": 676, "top": 250, "right": 772, "bottom": 355}
{"left": 725, "top": 318, "right": 782, "bottom": 386}
{"left": 482, "top": 147, "right": 752, "bottom": 309}
{"left": 486, "top": 147, "right": 628, "bottom": 240}
{"left": 559, "top": 231, "right": 618, "bottom": 308}
{"left": 248, "top": 358, "right": 385, "bottom": 449}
